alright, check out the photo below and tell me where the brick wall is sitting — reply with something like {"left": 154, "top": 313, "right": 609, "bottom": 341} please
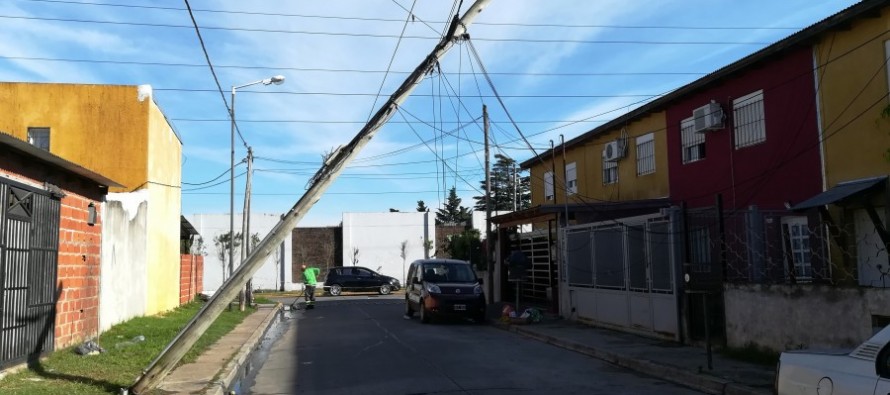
{"left": 179, "top": 254, "right": 204, "bottom": 305}
{"left": 55, "top": 194, "right": 102, "bottom": 349}
{"left": 292, "top": 227, "right": 342, "bottom": 282}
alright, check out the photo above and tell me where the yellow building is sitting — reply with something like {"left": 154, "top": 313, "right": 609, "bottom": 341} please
{"left": 794, "top": 3, "right": 890, "bottom": 288}
{"left": 0, "top": 82, "right": 182, "bottom": 316}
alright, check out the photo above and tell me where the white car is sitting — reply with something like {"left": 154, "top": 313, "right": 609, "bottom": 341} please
{"left": 777, "top": 325, "right": 890, "bottom": 394}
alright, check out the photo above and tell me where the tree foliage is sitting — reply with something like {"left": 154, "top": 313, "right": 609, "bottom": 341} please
{"left": 435, "top": 187, "right": 472, "bottom": 225}
{"left": 446, "top": 229, "right": 484, "bottom": 270}
{"left": 416, "top": 200, "right": 429, "bottom": 212}
{"left": 473, "top": 154, "right": 531, "bottom": 211}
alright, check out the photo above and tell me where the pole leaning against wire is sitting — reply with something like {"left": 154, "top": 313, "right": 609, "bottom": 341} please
{"left": 129, "top": 1, "right": 492, "bottom": 393}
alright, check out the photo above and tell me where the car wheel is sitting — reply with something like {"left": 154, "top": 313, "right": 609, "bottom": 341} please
{"left": 329, "top": 284, "right": 342, "bottom": 296}
{"left": 420, "top": 299, "right": 431, "bottom": 324}
{"left": 404, "top": 298, "right": 414, "bottom": 318}
{"left": 379, "top": 284, "right": 392, "bottom": 295}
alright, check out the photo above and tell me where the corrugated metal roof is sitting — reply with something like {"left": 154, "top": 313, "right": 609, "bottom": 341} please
{"left": 791, "top": 176, "right": 887, "bottom": 210}
{"left": 0, "top": 131, "right": 124, "bottom": 188}
{"left": 521, "top": 0, "right": 887, "bottom": 169}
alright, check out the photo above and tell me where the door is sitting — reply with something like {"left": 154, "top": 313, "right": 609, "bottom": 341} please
{"left": 354, "top": 268, "right": 375, "bottom": 290}
{"left": 0, "top": 181, "right": 60, "bottom": 369}
{"left": 781, "top": 217, "right": 813, "bottom": 281}
{"left": 855, "top": 209, "right": 889, "bottom": 287}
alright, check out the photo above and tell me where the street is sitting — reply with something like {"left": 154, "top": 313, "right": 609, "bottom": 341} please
{"left": 241, "top": 296, "right": 704, "bottom": 395}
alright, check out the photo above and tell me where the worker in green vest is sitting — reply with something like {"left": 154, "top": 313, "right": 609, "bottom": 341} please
{"left": 301, "top": 264, "right": 320, "bottom": 309}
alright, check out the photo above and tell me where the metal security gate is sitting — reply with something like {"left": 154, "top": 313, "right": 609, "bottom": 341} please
{"left": 510, "top": 229, "right": 555, "bottom": 308}
{"left": 0, "top": 180, "right": 60, "bottom": 368}
{"left": 563, "top": 212, "right": 681, "bottom": 340}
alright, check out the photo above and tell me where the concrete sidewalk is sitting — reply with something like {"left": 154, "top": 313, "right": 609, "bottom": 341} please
{"left": 157, "top": 304, "right": 280, "bottom": 395}
{"left": 493, "top": 319, "right": 775, "bottom": 395}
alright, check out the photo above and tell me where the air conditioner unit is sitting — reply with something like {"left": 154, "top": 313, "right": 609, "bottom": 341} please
{"left": 602, "top": 140, "right": 623, "bottom": 162}
{"left": 692, "top": 101, "right": 724, "bottom": 132}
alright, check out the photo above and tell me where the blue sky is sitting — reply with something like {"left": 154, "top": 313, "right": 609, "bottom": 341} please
{"left": 0, "top": 0, "right": 861, "bottom": 226}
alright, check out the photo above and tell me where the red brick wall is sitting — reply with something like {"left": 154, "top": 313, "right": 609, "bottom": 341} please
{"left": 179, "top": 254, "right": 204, "bottom": 305}
{"left": 55, "top": 194, "right": 102, "bottom": 349}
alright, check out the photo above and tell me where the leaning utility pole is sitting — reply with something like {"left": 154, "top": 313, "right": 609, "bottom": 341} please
{"left": 239, "top": 147, "right": 254, "bottom": 311}
{"left": 129, "top": 1, "right": 492, "bottom": 393}
{"left": 483, "top": 105, "right": 493, "bottom": 301}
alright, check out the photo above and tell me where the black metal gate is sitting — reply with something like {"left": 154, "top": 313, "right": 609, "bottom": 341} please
{"left": 0, "top": 180, "right": 60, "bottom": 368}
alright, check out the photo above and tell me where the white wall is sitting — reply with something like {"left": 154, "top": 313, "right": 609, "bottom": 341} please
{"left": 99, "top": 191, "right": 148, "bottom": 331}
{"left": 342, "top": 212, "right": 434, "bottom": 284}
{"left": 189, "top": 213, "right": 295, "bottom": 293}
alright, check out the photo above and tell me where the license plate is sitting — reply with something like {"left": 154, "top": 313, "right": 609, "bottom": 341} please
{"left": 454, "top": 304, "right": 466, "bottom": 311}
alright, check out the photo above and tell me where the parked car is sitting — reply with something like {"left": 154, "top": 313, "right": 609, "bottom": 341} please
{"left": 404, "top": 259, "right": 485, "bottom": 324}
{"left": 323, "top": 266, "right": 401, "bottom": 296}
{"left": 776, "top": 324, "right": 890, "bottom": 394}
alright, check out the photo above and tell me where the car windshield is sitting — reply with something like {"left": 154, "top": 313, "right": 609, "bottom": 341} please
{"left": 421, "top": 263, "right": 477, "bottom": 283}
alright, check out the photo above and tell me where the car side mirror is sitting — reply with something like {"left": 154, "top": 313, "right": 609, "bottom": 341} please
{"left": 478, "top": 278, "right": 484, "bottom": 285}
{"left": 412, "top": 278, "right": 422, "bottom": 285}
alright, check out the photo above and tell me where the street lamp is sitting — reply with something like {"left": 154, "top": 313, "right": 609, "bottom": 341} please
{"left": 229, "top": 75, "right": 285, "bottom": 279}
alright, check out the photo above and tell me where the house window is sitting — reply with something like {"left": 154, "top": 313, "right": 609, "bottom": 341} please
{"left": 544, "top": 171, "right": 554, "bottom": 200}
{"left": 602, "top": 157, "right": 618, "bottom": 185}
{"left": 733, "top": 90, "right": 765, "bottom": 148}
{"left": 680, "top": 117, "right": 705, "bottom": 164}
{"left": 28, "top": 127, "right": 50, "bottom": 150}
{"left": 782, "top": 217, "right": 812, "bottom": 280}
{"left": 565, "top": 162, "right": 577, "bottom": 195}
{"left": 636, "top": 133, "right": 655, "bottom": 175}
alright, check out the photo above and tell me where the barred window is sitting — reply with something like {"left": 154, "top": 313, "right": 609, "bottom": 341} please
{"left": 544, "top": 171, "right": 554, "bottom": 200}
{"left": 602, "top": 158, "right": 618, "bottom": 185}
{"left": 636, "top": 133, "right": 655, "bottom": 175}
{"left": 782, "top": 217, "right": 812, "bottom": 280}
{"left": 680, "top": 117, "right": 705, "bottom": 164}
{"left": 566, "top": 162, "right": 577, "bottom": 195}
{"left": 733, "top": 90, "right": 765, "bottom": 149}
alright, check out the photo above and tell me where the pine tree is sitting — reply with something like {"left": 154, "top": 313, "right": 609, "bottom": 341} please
{"left": 436, "top": 187, "right": 472, "bottom": 225}
{"left": 473, "top": 154, "right": 531, "bottom": 211}
{"left": 416, "top": 200, "right": 429, "bottom": 212}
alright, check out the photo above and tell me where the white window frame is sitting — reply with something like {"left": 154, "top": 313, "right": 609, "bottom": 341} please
{"left": 27, "top": 127, "right": 50, "bottom": 151}
{"left": 544, "top": 171, "right": 554, "bottom": 201}
{"left": 782, "top": 216, "right": 812, "bottom": 281}
{"left": 636, "top": 133, "right": 655, "bottom": 176}
{"left": 602, "top": 158, "right": 618, "bottom": 185}
{"left": 565, "top": 162, "right": 577, "bottom": 195}
{"left": 680, "top": 117, "right": 705, "bottom": 164}
{"left": 732, "top": 90, "right": 766, "bottom": 149}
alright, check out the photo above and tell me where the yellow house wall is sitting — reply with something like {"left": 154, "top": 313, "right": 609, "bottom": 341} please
{"left": 145, "top": 101, "right": 183, "bottom": 314}
{"left": 529, "top": 111, "right": 669, "bottom": 208}
{"left": 0, "top": 82, "right": 149, "bottom": 192}
{"left": 815, "top": 8, "right": 890, "bottom": 187}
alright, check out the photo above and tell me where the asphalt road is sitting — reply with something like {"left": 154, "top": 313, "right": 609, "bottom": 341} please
{"left": 241, "top": 295, "right": 704, "bottom": 395}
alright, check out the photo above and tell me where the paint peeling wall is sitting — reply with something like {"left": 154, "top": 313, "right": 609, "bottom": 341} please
{"left": 99, "top": 191, "right": 148, "bottom": 332}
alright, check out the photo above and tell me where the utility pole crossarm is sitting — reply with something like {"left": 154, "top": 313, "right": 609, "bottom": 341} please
{"left": 129, "top": 1, "right": 492, "bottom": 393}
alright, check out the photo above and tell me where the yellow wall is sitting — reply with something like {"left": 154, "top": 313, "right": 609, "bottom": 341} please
{"left": 529, "top": 111, "right": 669, "bottom": 208}
{"left": 814, "top": 8, "right": 890, "bottom": 187}
{"left": 0, "top": 82, "right": 150, "bottom": 192}
{"left": 0, "top": 82, "right": 183, "bottom": 315}
{"left": 145, "top": 101, "right": 183, "bottom": 314}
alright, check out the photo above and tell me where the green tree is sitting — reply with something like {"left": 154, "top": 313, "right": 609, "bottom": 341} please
{"left": 436, "top": 186, "right": 472, "bottom": 225}
{"left": 416, "top": 200, "right": 429, "bottom": 212}
{"left": 446, "top": 229, "right": 484, "bottom": 270}
{"left": 473, "top": 154, "right": 531, "bottom": 211}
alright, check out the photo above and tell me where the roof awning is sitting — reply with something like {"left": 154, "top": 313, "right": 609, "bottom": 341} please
{"left": 791, "top": 176, "right": 887, "bottom": 211}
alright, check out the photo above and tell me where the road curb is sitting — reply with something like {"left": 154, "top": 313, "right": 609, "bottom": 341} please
{"left": 206, "top": 304, "right": 281, "bottom": 395}
{"left": 492, "top": 322, "right": 769, "bottom": 395}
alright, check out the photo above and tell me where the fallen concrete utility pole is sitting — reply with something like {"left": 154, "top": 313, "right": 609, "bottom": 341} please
{"left": 130, "top": 1, "right": 492, "bottom": 393}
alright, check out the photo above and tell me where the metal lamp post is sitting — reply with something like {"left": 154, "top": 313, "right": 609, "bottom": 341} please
{"left": 229, "top": 75, "right": 285, "bottom": 279}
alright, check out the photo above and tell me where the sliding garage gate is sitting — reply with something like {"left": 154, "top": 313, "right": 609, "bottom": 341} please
{"left": 564, "top": 214, "right": 680, "bottom": 340}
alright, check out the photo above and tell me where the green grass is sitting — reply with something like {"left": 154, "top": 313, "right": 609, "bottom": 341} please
{"left": 719, "top": 343, "right": 780, "bottom": 366}
{"left": 0, "top": 301, "right": 253, "bottom": 395}
{"left": 252, "top": 296, "right": 276, "bottom": 305}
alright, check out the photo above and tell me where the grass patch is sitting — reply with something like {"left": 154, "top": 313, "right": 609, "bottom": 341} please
{"left": 719, "top": 343, "right": 780, "bottom": 366}
{"left": 252, "top": 296, "right": 276, "bottom": 305}
{"left": 0, "top": 301, "right": 253, "bottom": 395}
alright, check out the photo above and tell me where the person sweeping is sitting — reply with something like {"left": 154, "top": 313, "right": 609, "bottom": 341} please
{"left": 301, "top": 264, "right": 320, "bottom": 309}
